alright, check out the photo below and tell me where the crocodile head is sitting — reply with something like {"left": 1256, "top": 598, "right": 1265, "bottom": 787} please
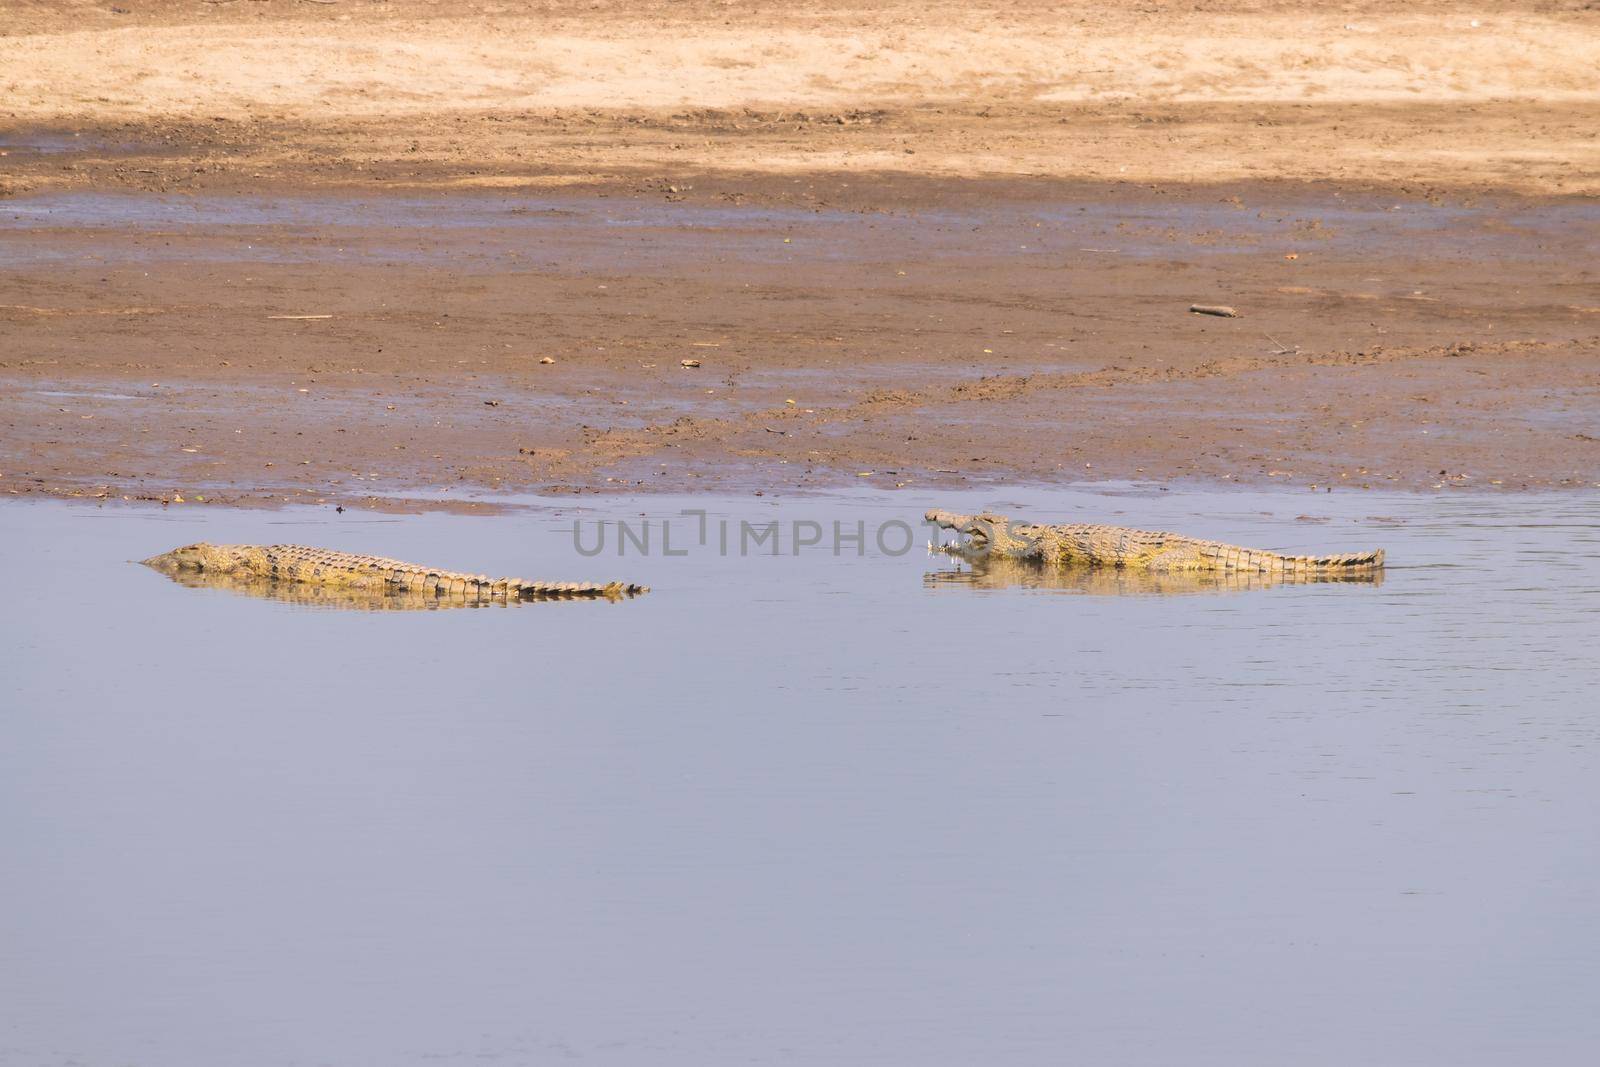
{"left": 141, "top": 542, "right": 239, "bottom": 574}
{"left": 925, "top": 510, "right": 1023, "bottom": 558}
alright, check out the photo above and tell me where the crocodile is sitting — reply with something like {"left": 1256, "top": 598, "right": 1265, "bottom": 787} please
{"left": 143, "top": 543, "right": 646, "bottom": 605}
{"left": 926, "top": 510, "right": 1383, "bottom": 577}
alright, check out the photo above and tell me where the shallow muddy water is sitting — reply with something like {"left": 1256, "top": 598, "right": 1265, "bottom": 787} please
{"left": 3, "top": 485, "right": 1599, "bottom": 1066}
{"left": 5, "top": 190, "right": 1595, "bottom": 271}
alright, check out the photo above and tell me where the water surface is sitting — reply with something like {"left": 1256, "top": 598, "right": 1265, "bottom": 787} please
{"left": 2, "top": 486, "right": 1598, "bottom": 1066}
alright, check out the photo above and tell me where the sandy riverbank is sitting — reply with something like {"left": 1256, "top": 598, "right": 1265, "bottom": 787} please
{"left": 3, "top": 1, "right": 1597, "bottom": 508}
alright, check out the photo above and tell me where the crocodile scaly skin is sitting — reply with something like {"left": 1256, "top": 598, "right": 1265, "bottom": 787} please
{"left": 143, "top": 543, "right": 646, "bottom": 602}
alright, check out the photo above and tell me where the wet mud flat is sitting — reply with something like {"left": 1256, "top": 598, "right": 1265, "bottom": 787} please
{"left": 3, "top": 484, "right": 1600, "bottom": 1064}
{"left": 3, "top": 180, "right": 1599, "bottom": 506}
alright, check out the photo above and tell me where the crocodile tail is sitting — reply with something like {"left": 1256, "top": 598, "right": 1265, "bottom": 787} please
{"left": 1280, "top": 548, "right": 1385, "bottom": 572}
{"left": 512, "top": 579, "right": 649, "bottom": 600}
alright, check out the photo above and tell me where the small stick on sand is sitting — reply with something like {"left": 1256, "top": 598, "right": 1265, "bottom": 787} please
{"left": 1190, "top": 304, "right": 1239, "bottom": 318}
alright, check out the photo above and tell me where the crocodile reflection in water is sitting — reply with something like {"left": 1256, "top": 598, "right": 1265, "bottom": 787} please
{"left": 925, "top": 557, "right": 1383, "bottom": 595}
{"left": 152, "top": 568, "right": 649, "bottom": 610}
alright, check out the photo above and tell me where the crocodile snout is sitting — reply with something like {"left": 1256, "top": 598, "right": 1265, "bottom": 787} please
{"left": 924, "top": 509, "right": 974, "bottom": 530}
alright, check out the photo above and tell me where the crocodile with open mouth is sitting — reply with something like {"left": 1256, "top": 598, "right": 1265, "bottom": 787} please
{"left": 926, "top": 510, "right": 1384, "bottom": 577}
